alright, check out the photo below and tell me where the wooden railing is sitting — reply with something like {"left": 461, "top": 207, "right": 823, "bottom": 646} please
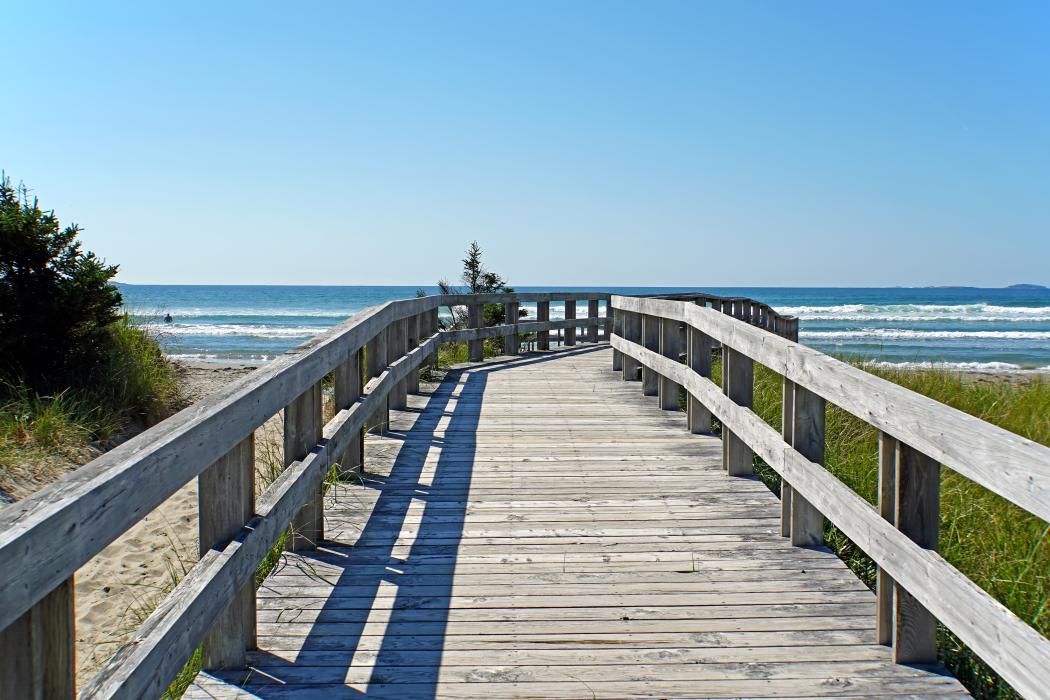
{"left": 0, "top": 291, "right": 621, "bottom": 699}
{"left": 610, "top": 294, "right": 1050, "bottom": 699}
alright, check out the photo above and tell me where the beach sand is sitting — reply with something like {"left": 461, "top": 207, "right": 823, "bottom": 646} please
{"left": 74, "top": 361, "right": 263, "bottom": 683}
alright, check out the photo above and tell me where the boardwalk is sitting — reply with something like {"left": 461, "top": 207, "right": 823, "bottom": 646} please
{"left": 188, "top": 346, "right": 967, "bottom": 698}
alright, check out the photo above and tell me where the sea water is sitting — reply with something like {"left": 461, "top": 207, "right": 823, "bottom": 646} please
{"left": 120, "top": 285, "right": 1050, "bottom": 371}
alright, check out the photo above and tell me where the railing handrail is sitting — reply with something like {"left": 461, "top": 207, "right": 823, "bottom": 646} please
{"left": 612, "top": 294, "right": 1050, "bottom": 522}
{"left": 0, "top": 291, "right": 619, "bottom": 629}
{"left": 610, "top": 294, "right": 1050, "bottom": 699}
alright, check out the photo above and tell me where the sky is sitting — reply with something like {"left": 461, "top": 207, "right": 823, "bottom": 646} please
{"left": 2, "top": 2, "right": 1048, "bottom": 287}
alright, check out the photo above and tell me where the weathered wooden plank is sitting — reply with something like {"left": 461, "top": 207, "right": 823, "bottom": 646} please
{"left": 687, "top": 324, "right": 713, "bottom": 433}
{"left": 876, "top": 431, "right": 896, "bottom": 646}
{"left": 640, "top": 314, "right": 660, "bottom": 395}
{"left": 723, "top": 346, "right": 754, "bottom": 477}
{"left": 332, "top": 347, "right": 363, "bottom": 476}
{"left": 0, "top": 576, "right": 74, "bottom": 700}
{"left": 563, "top": 299, "right": 577, "bottom": 346}
{"left": 790, "top": 383, "right": 824, "bottom": 547}
{"left": 614, "top": 335, "right": 1046, "bottom": 699}
{"left": 659, "top": 317, "right": 683, "bottom": 411}
{"left": 198, "top": 436, "right": 255, "bottom": 670}
{"left": 81, "top": 335, "right": 443, "bottom": 699}
{"left": 893, "top": 441, "right": 940, "bottom": 664}
{"left": 285, "top": 382, "right": 323, "bottom": 551}
{"left": 587, "top": 298, "right": 600, "bottom": 343}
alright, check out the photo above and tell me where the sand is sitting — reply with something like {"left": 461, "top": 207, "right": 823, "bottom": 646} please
{"left": 74, "top": 361, "right": 261, "bottom": 682}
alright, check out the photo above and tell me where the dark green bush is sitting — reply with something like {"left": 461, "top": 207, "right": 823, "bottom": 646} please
{"left": 0, "top": 175, "right": 122, "bottom": 393}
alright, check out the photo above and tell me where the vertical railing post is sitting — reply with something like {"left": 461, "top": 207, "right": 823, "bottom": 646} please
{"left": 365, "top": 327, "right": 388, "bottom": 433}
{"left": 0, "top": 580, "right": 75, "bottom": 698}
{"left": 658, "top": 318, "right": 683, "bottom": 411}
{"left": 285, "top": 381, "right": 323, "bottom": 551}
{"left": 893, "top": 442, "right": 940, "bottom": 663}
{"left": 780, "top": 378, "right": 795, "bottom": 537}
{"left": 587, "top": 298, "right": 599, "bottom": 343}
{"left": 199, "top": 436, "right": 256, "bottom": 669}
{"left": 334, "top": 346, "right": 364, "bottom": 477}
{"left": 640, "top": 314, "right": 659, "bottom": 396}
{"left": 468, "top": 301, "right": 484, "bottom": 361}
{"left": 505, "top": 300, "right": 519, "bottom": 355}
{"left": 406, "top": 314, "right": 420, "bottom": 394}
{"left": 790, "top": 384, "right": 825, "bottom": 547}
{"left": 564, "top": 300, "right": 577, "bottom": 346}
{"left": 537, "top": 300, "right": 550, "bottom": 351}
{"left": 388, "top": 318, "right": 408, "bottom": 409}
{"left": 722, "top": 346, "right": 754, "bottom": 476}
{"left": 877, "top": 431, "right": 897, "bottom": 645}
{"left": 622, "top": 310, "right": 641, "bottom": 381}
{"left": 611, "top": 300, "right": 623, "bottom": 371}
{"left": 687, "top": 322, "right": 713, "bottom": 433}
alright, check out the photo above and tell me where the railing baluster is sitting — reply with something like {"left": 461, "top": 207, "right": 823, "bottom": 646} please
{"left": 199, "top": 436, "right": 256, "bottom": 670}
{"left": 505, "top": 301, "right": 519, "bottom": 355}
{"left": 406, "top": 314, "right": 420, "bottom": 394}
{"left": 0, "top": 576, "right": 75, "bottom": 698}
{"left": 564, "top": 300, "right": 576, "bottom": 346}
{"left": 659, "top": 318, "right": 683, "bottom": 411}
{"left": 877, "top": 431, "right": 897, "bottom": 645}
{"left": 611, "top": 302, "right": 623, "bottom": 371}
{"left": 622, "top": 310, "right": 641, "bottom": 381}
{"left": 334, "top": 346, "right": 364, "bottom": 477}
{"left": 285, "top": 381, "right": 323, "bottom": 551}
{"left": 537, "top": 300, "right": 550, "bottom": 351}
{"left": 640, "top": 314, "right": 659, "bottom": 396}
{"left": 365, "top": 328, "right": 388, "bottom": 433}
{"left": 468, "top": 301, "right": 483, "bottom": 361}
{"left": 389, "top": 318, "right": 408, "bottom": 409}
{"left": 781, "top": 378, "right": 795, "bottom": 537}
{"left": 687, "top": 323, "right": 713, "bottom": 433}
{"left": 789, "top": 383, "right": 825, "bottom": 546}
{"left": 893, "top": 442, "right": 940, "bottom": 663}
{"left": 722, "top": 346, "right": 754, "bottom": 476}
{"left": 587, "top": 298, "right": 599, "bottom": 343}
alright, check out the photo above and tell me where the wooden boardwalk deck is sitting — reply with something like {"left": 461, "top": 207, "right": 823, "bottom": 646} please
{"left": 188, "top": 346, "right": 968, "bottom": 699}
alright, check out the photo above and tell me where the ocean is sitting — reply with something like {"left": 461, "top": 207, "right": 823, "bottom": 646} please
{"left": 119, "top": 285, "right": 1050, "bottom": 372}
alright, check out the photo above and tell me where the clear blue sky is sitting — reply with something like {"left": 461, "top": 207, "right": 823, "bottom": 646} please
{"left": 2, "top": 2, "right": 1047, "bottom": 286}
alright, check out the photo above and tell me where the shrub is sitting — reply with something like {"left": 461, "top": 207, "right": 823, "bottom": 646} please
{"left": 0, "top": 174, "right": 122, "bottom": 393}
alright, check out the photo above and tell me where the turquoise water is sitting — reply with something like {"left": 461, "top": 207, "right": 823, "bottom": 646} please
{"left": 119, "top": 285, "right": 1050, "bottom": 371}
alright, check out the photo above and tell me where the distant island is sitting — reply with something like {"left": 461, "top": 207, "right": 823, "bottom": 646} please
{"left": 1007, "top": 283, "right": 1048, "bottom": 289}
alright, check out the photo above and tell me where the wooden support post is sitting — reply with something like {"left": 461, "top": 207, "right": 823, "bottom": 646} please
{"left": 877, "top": 431, "right": 897, "bottom": 645}
{"left": 722, "top": 346, "right": 754, "bottom": 476}
{"left": 334, "top": 347, "right": 364, "bottom": 477}
{"left": 407, "top": 314, "right": 420, "bottom": 394}
{"left": 611, "top": 302, "right": 623, "bottom": 371}
{"left": 505, "top": 301, "right": 519, "bottom": 355}
{"left": 790, "top": 384, "right": 825, "bottom": 547}
{"left": 640, "top": 315, "right": 659, "bottom": 396}
{"left": 284, "top": 381, "right": 323, "bottom": 551}
{"left": 622, "top": 310, "right": 641, "bottom": 381}
{"left": 0, "top": 577, "right": 75, "bottom": 699}
{"left": 587, "top": 298, "right": 599, "bottom": 343}
{"left": 659, "top": 318, "right": 683, "bottom": 411}
{"left": 893, "top": 442, "right": 941, "bottom": 664}
{"left": 687, "top": 325, "right": 713, "bottom": 433}
{"left": 365, "top": 329, "right": 388, "bottom": 433}
{"left": 537, "top": 301, "right": 550, "bottom": 350}
{"left": 468, "top": 301, "right": 483, "bottom": 361}
{"left": 199, "top": 436, "right": 256, "bottom": 670}
{"left": 388, "top": 319, "right": 408, "bottom": 410}
{"left": 564, "top": 300, "right": 577, "bottom": 346}
{"left": 783, "top": 317, "right": 799, "bottom": 341}
{"left": 781, "top": 378, "right": 795, "bottom": 537}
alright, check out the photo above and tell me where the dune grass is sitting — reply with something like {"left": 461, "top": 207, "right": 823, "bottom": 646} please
{"left": 0, "top": 315, "right": 181, "bottom": 502}
{"left": 707, "top": 355, "right": 1049, "bottom": 699}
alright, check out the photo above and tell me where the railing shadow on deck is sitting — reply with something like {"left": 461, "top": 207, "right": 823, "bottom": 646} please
{"left": 233, "top": 346, "right": 605, "bottom": 698}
